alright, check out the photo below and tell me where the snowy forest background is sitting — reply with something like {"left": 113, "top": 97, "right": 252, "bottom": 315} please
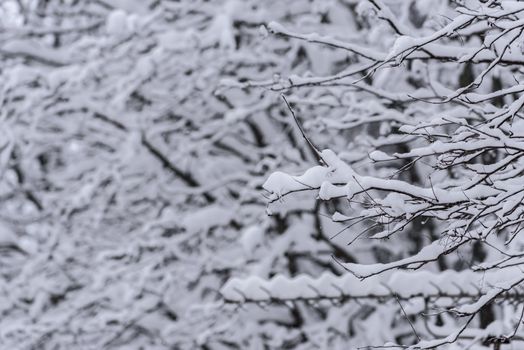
{"left": 3, "top": 0, "right": 524, "bottom": 349}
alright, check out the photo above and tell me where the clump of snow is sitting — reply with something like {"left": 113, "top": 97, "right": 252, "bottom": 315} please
{"left": 259, "top": 25, "right": 269, "bottom": 38}
{"left": 386, "top": 36, "right": 416, "bottom": 62}
{"left": 369, "top": 150, "right": 393, "bottom": 162}
{"left": 267, "top": 21, "right": 286, "bottom": 35}
{"left": 182, "top": 206, "right": 233, "bottom": 234}
{"left": 106, "top": 9, "right": 129, "bottom": 36}
{"left": 241, "top": 225, "right": 264, "bottom": 254}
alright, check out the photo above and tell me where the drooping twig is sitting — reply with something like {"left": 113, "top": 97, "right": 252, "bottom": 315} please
{"left": 281, "top": 94, "right": 326, "bottom": 164}
{"left": 394, "top": 293, "right": 421, "bottom": 342}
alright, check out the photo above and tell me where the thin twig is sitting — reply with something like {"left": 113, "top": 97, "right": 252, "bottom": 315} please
{"left": 394, "top": 293, "right": 421, "bottom": 342}
{"left": 281, "top": 94, "right": 326, "bottom": 164}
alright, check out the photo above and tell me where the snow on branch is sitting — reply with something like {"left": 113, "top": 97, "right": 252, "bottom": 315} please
{"left": 222, "top": 268, "right": 524, "bottom": 306}
{"left": 258, "top": 0, "right": 524, "bottom": 347}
